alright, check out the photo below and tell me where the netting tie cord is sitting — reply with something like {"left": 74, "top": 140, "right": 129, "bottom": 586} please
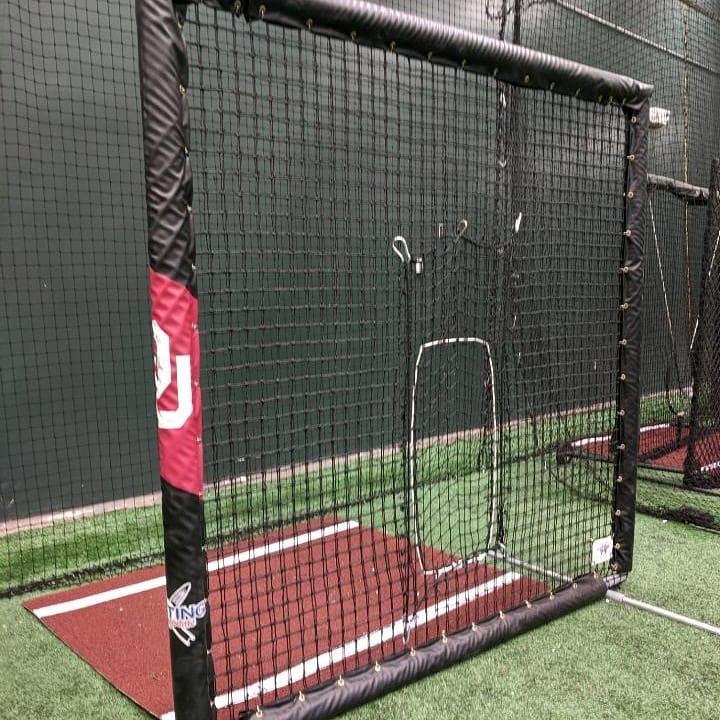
{"left": 392, "top": 235, "right": 411, "bottom": 264}
{"left": 454, "top": 219, "right": 468, "bottom": 240}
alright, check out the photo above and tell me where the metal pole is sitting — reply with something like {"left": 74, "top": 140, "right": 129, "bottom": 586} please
{"left": 492, "top": 550, "right": 720, "bottom": 637}
{"left": 607, "top": 589, "right": 720, "bottom": 636}
{"left": 555, "top": 0, "right": 719, "bottom": 76}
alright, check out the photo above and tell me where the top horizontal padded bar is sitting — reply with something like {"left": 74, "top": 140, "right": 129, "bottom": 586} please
{"left": 200, "top": 0, "right": 653, "bottom": 106}
{"left": 648, "top": 173, "right": 710, "bottom": 205}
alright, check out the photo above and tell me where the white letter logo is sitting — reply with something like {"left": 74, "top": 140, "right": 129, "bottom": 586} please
{"left": 153, "top": 320, "right": 193, "bottom": 430}
{"left": 167, "top": 581, "right": 207, "bottom": 647}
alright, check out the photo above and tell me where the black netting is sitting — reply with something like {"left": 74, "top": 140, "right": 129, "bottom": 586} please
{"left": 1, "top": 0, "right": 160, "bottom": 595}
{"left": 178, "top": 7, "right": 634, "bottom": 713}
{"left": 2, "top": 0, "right": 716, "bottom": 595}
{"left": 685, "top": 161, "right": 720, "bottom": 486}
{"left": 378, "top": 1, "right": 720, "bottom": 185}
{"left": 566, "top": 164, "right": 720, "bottom": 516}
{"left": 635, "top": 179, "right": 707, "bottom": 460}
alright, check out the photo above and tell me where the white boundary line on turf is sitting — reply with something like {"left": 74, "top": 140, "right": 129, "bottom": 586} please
{"left": 639, "top": 423, "right": 674, "bottom": 433}
{"left": 160, "top": 570, "right": 522, "bottom": 720}
{"left": 31, "top": 521, "right": 359, "bottom": 619}
{"left": 570, "top": 423, "right": 674, "bottom": 449}
{"left": 570, "top": 434, "right": 611, "bottom": 447}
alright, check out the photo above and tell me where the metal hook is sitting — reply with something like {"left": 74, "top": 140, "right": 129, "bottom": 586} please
{"left": 455, "top": 219, "right": 468, "bottom": 240}
{"left": 392, "top": 236, "right": 411, "bottom": 264}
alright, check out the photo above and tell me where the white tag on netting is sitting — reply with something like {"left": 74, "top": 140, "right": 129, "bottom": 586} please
{"left": 649, "top": 106, "right": 671, "bottom": 129}
{"left": 592, "top": 536, "right": 614, "bottom": 565}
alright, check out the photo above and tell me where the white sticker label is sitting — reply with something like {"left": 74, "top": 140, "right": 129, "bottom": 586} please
{"left": 649, "top": 106, "right": 671, "bottom": 129}
{"left": 592, "top": 536, "right": 614, "bottom": 565}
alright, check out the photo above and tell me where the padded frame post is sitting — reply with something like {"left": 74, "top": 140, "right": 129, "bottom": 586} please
{"left": 611, "top": 98, "right": 651, "bottom": 574}
{"left": 136, "top": 1, "right": 215, "bottom": 718}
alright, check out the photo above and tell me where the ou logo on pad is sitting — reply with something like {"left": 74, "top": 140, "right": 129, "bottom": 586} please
{"left": 153, "top": 319, "right": 193, "bottom": 430}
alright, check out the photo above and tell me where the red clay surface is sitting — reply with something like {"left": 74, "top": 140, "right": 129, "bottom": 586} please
{"left": 572, "top": 424, "right": 720, "bottom": 477}
{"left": 25, "top": 518, "right": 543, "bottom": 718}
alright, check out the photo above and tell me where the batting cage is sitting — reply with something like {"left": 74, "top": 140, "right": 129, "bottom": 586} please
{"left": 136, "top": 0, "right": 650, "bottom": 717}
{"left": 3, "top": 0, "right": 718, "bottom": 595}
{"left": 5, "top": 1, "right": 720, "bottom": 719}
{"left": 563, "top": 164, "right": 720, "bottom": 520}
{"left": 685, "top": 161, "right": 720, "bottom": 485}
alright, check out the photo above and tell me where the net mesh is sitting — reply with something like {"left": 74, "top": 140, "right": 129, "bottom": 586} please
{"left": 563, "top": 168, "right": 720, "bottom": 524}
{"left": 1, "top": 0, "right": 716, "bottom": 594}
{"left": 686, "top": 163, "right": 720, "bottom": 487}
{"left": 0, "top": 0, "right": 159, "bottom": 594}
{"left": 378, "top": 1, "right": 720, "bottom": 183}
{"left": 182, "top": 7, "right": 630, "bottom": 711}
{"left": 637, "top": 181, "right": 706, "bottom": 457}
{"left": 437, "top": 0, "right": 720, "bottom": 524}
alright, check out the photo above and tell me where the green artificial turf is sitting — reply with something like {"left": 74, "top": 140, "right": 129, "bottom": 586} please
{"left": 0, "top": 597, "right": 148, "bottom": 720}
{"left": 2, "top": 402, "right": 718, "bottom": 718}
{"left": 623, "top": 514, "right": 720, "bottom": 626}
{"left": 3, "top": 406, "right": 614, "bottom": 594}
{"left": 635, "top": 471, "right": 720, "bottom": 532}
{"left": 349, "top": 600, "right": 720, "bottom": 720}
{"left": 3, "top": 514, "right": 719, "bottom": 720}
